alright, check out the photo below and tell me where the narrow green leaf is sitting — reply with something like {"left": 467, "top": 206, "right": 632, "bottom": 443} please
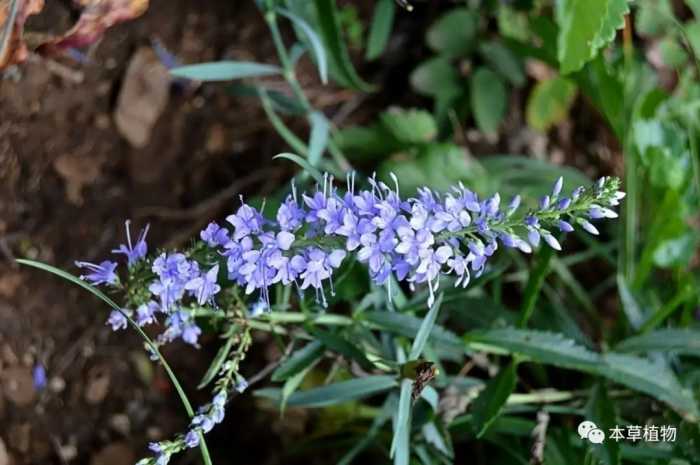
{"left": 272, "top": 340, "right": 324, "bottom": 382}
{"left": 171, "top": 61, "right": 281, "bottom": 81}
{"left": 281, "top": 353, "right": 322, "bottom": 412}
{"left": 259, "top": 89, "right": 308, "bottom": 154}
{"left": 366, "top": 0, "right": 395, "bottom": 60}
{"left": 308, "top": 112, "right": 330, "bottom": 166}
{"left": 278, "top": 8, "right": 328, "bottom": 84}
{"left": 312, "top": 0, "right": 374, "bottom": 91}
{"left": 310, "top": 327, "right": 374, "bottom": 371}
{"left": 273, "top": 153, "right": 324, "bottom": 184}
{"left": 390, "top": 378, "right": 413, "bottom": 463}
{"left": 470, "top": 361, "right": 518, "bottom": 437}
{"left": 464, "top": 328, "right": 700, "bottom": 420}
{"left": 616, "top": 274, "right": 644, "bottom": 330}
{"left": 338, "top": 395, "right": 395, "bottom": 465}
{"left": 198, "top": 331, "right": 236, "bottom": 389}
{"left": 478, "top": 40, "right": 526, "bottom": 87}
{"left": 256, "top": 375, "right": 397, "bottom": 407}
{"left": 586, "top": 383, "right": 621, "bottom": 465}
{"left": 363, "top": 311, "right": 463, "bottom": 353}
{"left": 615, "top": 329, "right": 700, "bottom": 356}
{"left": 470, "top": 67, "right": 507, "bottom": 134}
{"left": 409, "top": 293, "right": 443, "bottom": 360}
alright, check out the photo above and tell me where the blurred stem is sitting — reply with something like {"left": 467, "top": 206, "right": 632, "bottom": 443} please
{"left": 264, "top": 10, "right": 352, "bottom": 172}
{"left": 518, "top": 245, "right": 555, "bottom": 328}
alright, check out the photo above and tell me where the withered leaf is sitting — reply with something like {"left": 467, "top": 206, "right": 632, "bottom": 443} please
{"left": 37, "top": 0, "right": 149, "bottom": 56}
{"left": 0, "top": 0, "right": 44, "bottom": 69}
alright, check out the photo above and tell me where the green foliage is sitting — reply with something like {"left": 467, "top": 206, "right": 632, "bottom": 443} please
{"left": 470, "top": 67, "right": 508, "bottom": 134}
{"left": 526, "top": 77, "right": 578, "bottom": 131}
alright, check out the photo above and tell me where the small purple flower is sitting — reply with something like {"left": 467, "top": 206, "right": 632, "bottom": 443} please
{"left": 33, "top": 364, "right": 47, "bottom": 391}
{"left": 112, "top": 220, "right": 149, "bottom": 266}
{"left": 542, "top": 232, "right": 561, "bottom": 251}
{"left": 558, "top": 220, "right": 574, "bottom": 233}
{"left": 182, "top": 322, "right": 202, "bottom": 346}
{"left": 136, "top": 301, "right": 159, "bottom": 326}
{"left": 235, "top": 378, "right": 249, "bottom": 393}
{"left": 200, "top": 222, "right": 230, "bottom": 247}
{"left": 552, "top": 177, "right": 563, "bottom": 197}
{"left": 75, "top": 260, "right": 118, "bottom": 286}
{"left": 226, "top": 203, "right": 264, "bottom": 240}
{"left": 184, "top": 430, "right": 199, "bottom": 448}
{"left": 579, "top": 219, "right": 600, "bottom": 235}
{"left": 185, "top": 265, "right": 222, "bottom": 306}
{"left": 557, "top": 198, "right": 572, "bottom": 210}
{"left": 107, "top": 310, "right": 128, "bottom": 331}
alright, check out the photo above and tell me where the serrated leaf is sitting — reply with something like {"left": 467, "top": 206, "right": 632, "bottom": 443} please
{"left": 586, "top": 383, "right": 621, "bottom": 465}
{"left": 278, "top": 8, "right": 328, "bottom": 84}
{"left": 470, "top": 67, "right": 507, "bottom": 134}
{"left": 526, "top": 76, "right": 577, "bottom": 131}
{"left": 409, "top": 293, "right": 444, "bottom": 360}
{"left": 256, "top": 375, "right": 397, "bottom": 407}
{"left": 426, "top": 8, "right": 478, "bottom": 57}
{"left": 471, "top": 361, "right": 518, "bottom": 437}
{"left": 272, "top": 340, "right": 325, "bottom": 382}
{"left": 557, "top": 0, "right": 608, "bottom": 74}
{"left": 592, "top": 0, "right": 631, "bottom": 51}
{"left": 615, "top": 329, "right": 700, "bottom": 356}
{"left": 464, "top": 328, "right": 700, "bottom": 420}
{"left": 170, "top": 61, "right": 281, "bottom": 81}
{"left": 366, "top": 0, "right": 395, "bottom": 60}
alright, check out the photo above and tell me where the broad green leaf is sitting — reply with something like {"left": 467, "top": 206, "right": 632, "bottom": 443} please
{"left": 409, "top": 293, "right": 444, "bottom": 360}
{"left": 390, "top": 379, "right": 413, "bottom": 463}
{"left": 272, "top": 341, "right": 324, "bottom": 382}
{"left": 379, "top": 108, "right": 438, "bottom": 145}
{"left": 586, "top": 383, "right": 621, "bottom": 465}
{"left": 410, "top": 56, "right": 462, "bottom": 98}
{"left": 308, "top": 112, "right": 330, "bottom": 166}
{"left": 478, "top": 40, "right": 526, "bottom": 87}
{"left": 366, "top": 0, "right": 395, "bottom": 60}
{"left": 526, "top": 77, "right": 577, "bottom": 131}
{"left": 426, "top": 8, "right": 478, "bottom": 57}
{"left": 170, "top": 61, "right": 280, "bottom": 81}
{"left": 278, "top": 9, "right": 328, "bottom": 84}
{"left": 310, "top": 328, "right": 374, "bottom": 371}
{"left": 312, "top": 0, "right": 374, "bottom": 91}
{"left": 198, "top": 330, "right": 236, "bottom": 389}
{"left": 653, "top": 233, "right": 699, "bottom": 268}
{"left": 635, "top": 0, "right": 674, "bottom": 36}
{"left": 465, "top": 328, "right": 700, "bottom": 420}
{"left": 470, "top": 361, "right": 518, "bottom": 437}
{"left": 470, "top": 67, "right": 507, "bottom": 134}
{"left": 256, "top": 375, "right": 397, "bottom": 407}
{"left": 615, "top": 329, "right": 700, "bottom": 356}
{"left": 273, "top": 153, "right": 324, "bottom": 185}
{"left": 557, "top": 0, "right": 608, "bottom": 74}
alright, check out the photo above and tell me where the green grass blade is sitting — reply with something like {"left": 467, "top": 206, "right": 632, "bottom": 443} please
{"left": 518, "top": 245, "right": 555, "bottom": 327}
{"left": 409, "top": 293, "right": 443, "bottom": 360}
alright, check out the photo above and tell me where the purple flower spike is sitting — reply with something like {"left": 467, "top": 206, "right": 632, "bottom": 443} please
{"left": 75, "top": 260, "right": 119, "bottom": 286}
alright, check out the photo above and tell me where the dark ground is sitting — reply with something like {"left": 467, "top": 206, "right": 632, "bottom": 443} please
{"left": 0, "top": 1, "right": 621, "bottom": 464}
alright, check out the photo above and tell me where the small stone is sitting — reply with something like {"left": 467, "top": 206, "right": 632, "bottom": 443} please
{"left": 49, "top": 376, "right": 65, "bottom": 393}
{"left": 109, "top": 414, "right": 131, "bottom": 436}
{"left": 84, "top": 366, "right": 110, "bottom": 405}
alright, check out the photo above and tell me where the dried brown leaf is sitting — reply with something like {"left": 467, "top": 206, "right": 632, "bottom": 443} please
{"left": 36, "top": 0, "right": 149, "bottom": 56}
{"left": 0, "top": 0, "right": 44, "bottom": 69}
